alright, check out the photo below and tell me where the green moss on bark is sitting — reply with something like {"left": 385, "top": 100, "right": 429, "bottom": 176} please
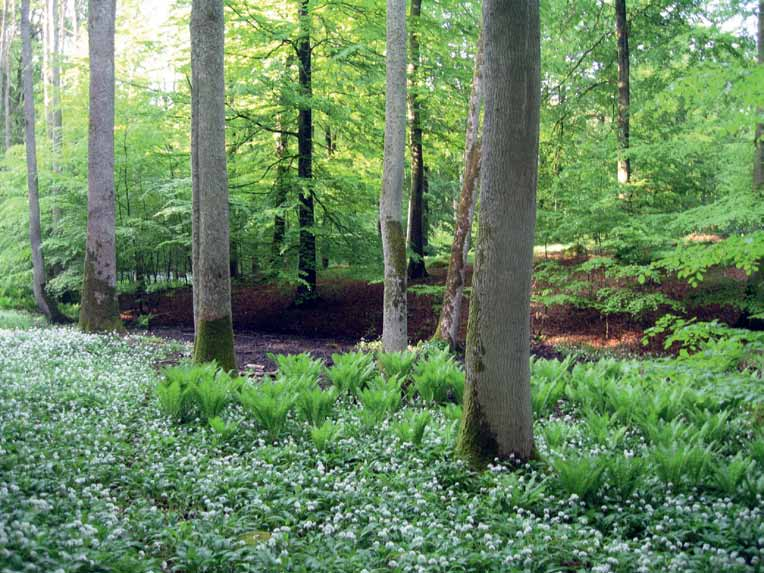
{"left": 79, "top": 257, "right": 124, "bottom": 333}
{"left": 383, "top": 219, "right": 407, "bottom": 282}
{"left": 193, "top": 314, "right": 237, "bottom": 372}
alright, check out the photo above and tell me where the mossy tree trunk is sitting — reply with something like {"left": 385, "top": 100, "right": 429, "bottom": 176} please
{"left": 405, "top": 0, "right": 427, "bottom": 281}
{"left": 615, "top": 0, "right": 631, "bottom": 184}
{"left": 380, "top": 0, "right": 408, "bottom": 352}
{"left": 190, "top": 0, "right": 236, "bottom": 372}
{"left": 21, "top": 0, "right": 63, "bottom": 323}
{"left": 457, "top": 0, "right": 540, "bottom": 466}
{"left": 79, "top": 0, "right": 122, "bottom": 332}
{"left": 434, "top": 32, "right": 483, "bottom": 349}
{"left": 747, "top": 1, "right": 763, "bottom": 320}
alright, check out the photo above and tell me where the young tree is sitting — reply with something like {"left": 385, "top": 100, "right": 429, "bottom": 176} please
{"left": 615, "top": 0, "right": 631, "bottom": 184}
{"left": 79, "top": 0, "right": 122, "bottom": 332}
{"left": 21, "top": 0, "right": 62, "bottom": 322}
{"left": 380, "top": 0, "right": 407, "bottom": 352}
{"left": 457, "top": 0, "right": 540, "bottom": 464}
{"left": 405, "top": 0, "right": 426, "bottom": 280}
{"left": 190, "top": 0, "right": 236, "bottom": 371}
{"left": 434, "top": 33, "right": 483, "bottom": 348}
{"left": 295, "top": 0, "right": 317, "bottom": 304}
{"left": 2, "top": 0, "right": 13, "bottom": 152}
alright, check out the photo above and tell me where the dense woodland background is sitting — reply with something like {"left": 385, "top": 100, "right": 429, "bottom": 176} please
{"left": 0, "top": 0, "right": 762, "bottom": 340}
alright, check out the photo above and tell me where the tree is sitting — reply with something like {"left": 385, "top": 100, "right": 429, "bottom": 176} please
{"left": 434, "top": 32, "right": 483, "bottom": 348}
{"left": 615, "top": 0, "right": 630, "bottom": 184}
{"left": 295, "top": 0, "right": 317, "bottom": 304}
{"left": 79, "top": 0, "right": 122, "bottom": 332}
{"left": 190, "top": 0, "right": 236, "bottom": 371}
{"left": 457, "top": 0, "right": 540, "bottom": 464}
{"left": 21, "top": 0, "right": 62, "bottom": 322}
{"left": 405, "top": 0, "right": 426, "bottom": 280}
{"left": 380, "top": 0, "right": 407, "bottom": 352}
{"left": 2, "top": 0, "right": 13, "bottom": 152}
{"left": 755, "top": 0, "right": 763, "bottom": 192}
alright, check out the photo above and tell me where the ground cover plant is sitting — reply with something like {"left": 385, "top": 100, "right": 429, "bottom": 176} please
{"left": 1, "top": 321, "right": 763, "bottom": 572}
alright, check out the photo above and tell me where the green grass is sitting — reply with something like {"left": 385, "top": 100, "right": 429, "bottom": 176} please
{"left": 0, "top": 310, "right": 46, "bottom": 330}
{"left": 1, "top": 327, "right": 763, "bottom": 572}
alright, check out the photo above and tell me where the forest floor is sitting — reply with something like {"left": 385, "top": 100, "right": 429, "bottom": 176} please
{"left": 120, "top": 258, "right": 748, "bottom": 366}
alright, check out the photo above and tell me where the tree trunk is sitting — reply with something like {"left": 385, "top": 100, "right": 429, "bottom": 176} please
{"left": 434, "top": 32, "right": 483, "bottom": 349}
{"left": 380, "top": 0, "right": 407, "bottom": 352}
{"left": 754, "top": 0, "right": 763, "bottom": 192}
{"left": 406, "top": 0, "right": 426, "bottom": 280}
{"left": 457, "top": 0, "right": 540, "bottom": 465}
{"left": 271, "top": 111, "right": 289, "bottom": 267}
{"left": 21, "top": 0, "right": 62, "bottom": 322}
{"left": 0, "top": 0, "right": 7, "bottom": 153}
{"left": 3, "top": 0, "right": 13, "bottom": 151}
{"left": 49, "top": 0, "right": 63, "bottom": 229}
{"left": 79, "top": 0, "right": 122, "bottom": 332}
{"left": 295, "top": 0, "right": 317, "bottom": 304}
{"left": 615, "top": 0, "right": 631, "bottom": 184}
{"left": 190, "top": 0, "right": 236, "bottom": 371}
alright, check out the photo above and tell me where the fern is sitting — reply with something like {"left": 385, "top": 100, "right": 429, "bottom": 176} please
{"left": 296, "top": 387, "right": 338, "bottom": 427}
{"left": 326, "top": 352, "right": 376, "bottom": 396}
{"left": 239, "top": 379, "right": 295, "bottom": 439}
{"left": 393, "top": 411, "right": 431, "bottom": 446}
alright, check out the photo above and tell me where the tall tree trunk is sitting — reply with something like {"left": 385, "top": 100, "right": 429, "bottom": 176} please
{"left": 21, "top": 0, "right": 61, "bottom": 322}
{"left": 615, "top": 0, "right": 631, "bottom": 184}
{"left": 380, "top": 0, "right": 407, "bottom": 352}
{"left": 405, "top": 0, "right": 426, "bottom": 280}
{"left": 190, "top": 0, "right": 236, "bottom": 371}
{"left": 755, "top": 1, "right": 763, "bottom": 192}
{"left": 457, "top": 0, "right": 540, "bottom": 465}
{"left": 48, "top": 0, "right": 63, "bottom": 228}
{"left": 0, "top": 0, "right": 7, "bottom": 153}
{"left": 3, "top": 0, "right": 13, "bottom": 151}
{"left": 79, "top": 0, "right": 122, "bottom": 332}
{"left": 295, "top": 0, "right": 317, "bottom": 304}
{"left": 434, "top": 32, "right": 483, "bottom": 349}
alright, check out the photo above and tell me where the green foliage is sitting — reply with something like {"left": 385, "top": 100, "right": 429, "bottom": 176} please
{"left": 357, "top": 376, "right": 402, "bottom": 427}
{"left": 156, "top": 378, "right": 196, "bottom": 424}
{"left": 158, "top": 362, "right": 238, "bottom": 421}
{"left": 239, "top": 379, "right": 296, "bottom": 439}
{"left": 269, "top": 353, "right": 324, "bottom": 385}
{"left": 296, "top": 387, "right": 338, "bottom": 427}
{"left": 410, "top": 350, "right": 464, "bottom": 404}
{"left": 310, "top": 420, "right": 342, "bottom": 451}
{"left": 208, "top": 416, "right": 239, "bottom": 442}
{"left": 0, "top": 310, "right": 45, "bottom": 330}
{"left": 377, "top": 350, "right": 417, "bottom": 381}
{"left": 550, "top": 454, "right": 605, "bottom": 502}
{"left": 326, "top": 351, "right": 376, "bottom": 396}
{"left": 393, "top": 410, "right": 431, "bottom": 446}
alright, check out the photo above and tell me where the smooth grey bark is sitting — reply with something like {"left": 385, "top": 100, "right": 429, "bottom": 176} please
{"left": 0, "top": 0, "right": 7, "bottom": 153}
{"left": 405, "top": 0, "right": 426, "bottom": 280}
{"left": 190, "top": 0, "right": 236, "bottom": 371}
{"left": 615, "top": 0, "right": 631, "bottom": 184}
{"left": 79, "top": 0, "right": 122, "bottom": 332}
{"left": 3, "top": 0, "right": 13, "bottom": 152}
{"left": 48, "top": 0, "right": 63, "bottom": 227}
{"left": 21, "top": 0, "right": 60, "bottom": 321}
{"left": 380, "top": 0, "right": 408, "bottom": 352}
{"left": 755, "top": 0, "right": 763, "bottom": 191}
{"left": 435, "top": 32, "right": 483, "bottom": 349}
{"left": 457, "top": 0, "right": 540, "bottom": 464}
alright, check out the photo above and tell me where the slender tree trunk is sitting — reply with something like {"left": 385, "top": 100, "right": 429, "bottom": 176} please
{"left": 0, "top": 0, "right": 7, "bottom": 153}
{"left": 434, "top": 32, "right": 483, "bottom": 348}
{"left": 754, "top": 1, "right": 763, "bottom": 192}
{"left": 380, "top": 0, "right": 407, "bottom": 352}
{"left": 21, "top": 0, "right": 61, "bottom": 322}
{"left": 405, "top": 0, "right": 426, "bottom": 280}
{"left": 190, "top": 0, "right": 236, "bottom": 371}
{"left": 49, "top": 0, "right": 63, "bottom": 229}
{"left": 295, "top": 0, "right": 317, "bottom": 304}
{"left": 457, "top": 0, "right": 540, "bottom": 465}
{"left": 3, "top": 0, "right": 13, "bottom": 151}
{"left": 271, "top": 126, "right": 288, "bottom": 265}
{"left": 79, "top": 0, "right": 122, "bottom": 332}
{"left": 615, "top": 0, "right": 631, "bottom": 184}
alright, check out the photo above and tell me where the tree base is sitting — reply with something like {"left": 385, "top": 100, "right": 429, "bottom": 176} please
{"left": 193, "top": 315, "right": 237, "bottom": 372}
